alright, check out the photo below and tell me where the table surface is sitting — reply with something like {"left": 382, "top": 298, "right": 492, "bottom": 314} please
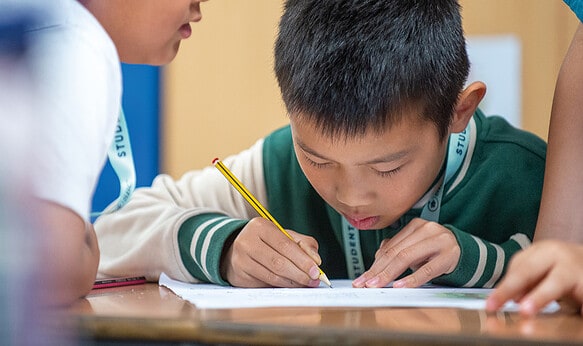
{"left": 58, "top": 283, "right": 583, "bottom": 345}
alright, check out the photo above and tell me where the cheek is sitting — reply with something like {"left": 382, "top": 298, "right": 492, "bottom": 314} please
{"left": 397, "top": 162, "right": 440, "bottom": 204}
{"left": 299, "top": 164, "right": 334, "bottom": 198}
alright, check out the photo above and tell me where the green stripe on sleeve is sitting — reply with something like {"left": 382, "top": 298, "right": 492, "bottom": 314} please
{"left": 178, "top": 213, "right": 247, "bottom": 285}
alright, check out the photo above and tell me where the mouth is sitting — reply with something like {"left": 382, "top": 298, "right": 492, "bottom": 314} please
{"left": 343, "top": 214, "right": 380, "bottom": 230}
{"left": 179, "top": 23, "right": 192, "bottom": 39}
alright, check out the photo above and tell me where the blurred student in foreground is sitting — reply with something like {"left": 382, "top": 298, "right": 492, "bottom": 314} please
{"left": 18, "top": 0, "right": 207, "bottom": 306}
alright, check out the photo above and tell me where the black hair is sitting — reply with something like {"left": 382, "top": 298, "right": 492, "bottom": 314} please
{"left": 274, "top": 0, "right": 470, "bottom": 140}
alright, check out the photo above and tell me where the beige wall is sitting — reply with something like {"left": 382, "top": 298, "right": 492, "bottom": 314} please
{"left": 163, "top": 1, "right": 287, "bottom": 177}
{"left": 163, "top": 0, "right": 580, "bottom": 178}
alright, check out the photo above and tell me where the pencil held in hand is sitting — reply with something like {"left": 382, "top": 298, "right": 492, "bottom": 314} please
{"left": 212, "top": 158, "right": 332, "bottom": 288}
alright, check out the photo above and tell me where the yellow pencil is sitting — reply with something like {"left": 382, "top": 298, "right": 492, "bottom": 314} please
{"left": 212, "top": 158, "right": 332, "bottom": 288}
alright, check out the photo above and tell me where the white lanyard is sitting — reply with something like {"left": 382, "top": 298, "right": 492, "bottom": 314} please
{"left": 342, "top": 123, "right": 471, "bottom": 279}
{"left": 91, "top": 108, "right": 136, "bottom": 217}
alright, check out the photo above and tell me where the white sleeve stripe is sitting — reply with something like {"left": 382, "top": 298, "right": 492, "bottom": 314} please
{"left": 483, "top": 243, "right": 504, "bottom": 288}
{"left": 189, "top": 216, "right": 229, "bottom": 281}
{"left": 510, "top": 233, "right": 531, "bottom": 250}
{"left": 464, "top": 233, "right": 530, "bottom": 288}
{"left": 463, "top": 235, "right": 487, "bottom": 287}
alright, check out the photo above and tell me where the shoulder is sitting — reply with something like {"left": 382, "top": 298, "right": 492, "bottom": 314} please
{"left": 29, "top": 0, "right": 121, "bottom": 96}
{"left": 446, "top": 109, "right": 546, "bottom": 199}
{"left": 31, "top": 0, "right": 118, "bottom": 61}
{"left": 474, "top": 109, "right": 546, "bottom": 162}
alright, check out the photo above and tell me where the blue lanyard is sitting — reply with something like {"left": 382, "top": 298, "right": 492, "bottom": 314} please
{"left": 341, "top": 122, "right": 471, "bottom": 279}
{"left": 91, "top": 108, "right": 136, "bottom": 217}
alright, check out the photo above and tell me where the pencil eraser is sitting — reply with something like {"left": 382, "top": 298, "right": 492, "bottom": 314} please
{"left": 212, "top": 157, "right": 219, "bottom": 165}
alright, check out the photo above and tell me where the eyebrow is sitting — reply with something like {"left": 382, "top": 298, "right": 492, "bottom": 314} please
{"left": 295, "top": 139, "right": 410, "bottom": 165}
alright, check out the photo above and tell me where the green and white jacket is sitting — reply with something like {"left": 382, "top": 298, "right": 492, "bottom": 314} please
{"left": 95, "top": 109, "right": 546, "bottom": 288}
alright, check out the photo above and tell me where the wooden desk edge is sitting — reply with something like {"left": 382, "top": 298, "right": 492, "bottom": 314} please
{"left": 60, "top": 283, "right": 583, "bottom": 346}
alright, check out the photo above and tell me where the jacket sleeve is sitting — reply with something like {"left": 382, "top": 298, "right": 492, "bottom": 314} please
{"left": 432, "top": 226, "right": 531, "bottom": 288}
{"left": 94, "top": 139, "right": 267, "bottom": 284}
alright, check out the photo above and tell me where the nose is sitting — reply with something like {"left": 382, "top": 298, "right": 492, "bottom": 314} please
{"left": 190, "top": 1, "right": 204, "bottom": 22}
{"left": 334, "top": 170, "right": 373, "bottom": 208}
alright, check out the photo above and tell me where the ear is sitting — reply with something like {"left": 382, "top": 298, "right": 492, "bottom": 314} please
{"left": 450, "top": 81, "right": 487, "bottom": 133}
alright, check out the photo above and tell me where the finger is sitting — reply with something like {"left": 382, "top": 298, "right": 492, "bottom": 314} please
{"left": 226, "top": 264, "right": 271, "bottom": 288}
{"left": 225, "top": 236, "right": 290, "bottom": 288}
{"left": 290, "top": 231, "right": 322, "bottom": 265}
{"left": 383, "top": 218, "right": 429, "bottom": 245}
{"left": 393, "top": 252, "right": 454, "bottom": 288}
{"left": 373, "top": 218, "right": 429, "bottom": 260}
{"left": 251, "top": 242, "right": 316, "bottom": 287}
{"left": 228, "top": 220, "right": 317, "bottom": 287}
{"left": 355, "top": 221, "right": 430, "bottom": 287}
{"left": 258, "top": 230, "right": 322, "bottom": 285}
{"left": 517, "top": 268, "right": 574, "bottom": 316}
{"left": 486, "top": 275, "right": 539, "bottom": 313}
{"left": 373, "top": 219, "right": 443, "bottom": 269}
{"left": 486, "top": 254, "right": 553, "bottom": 312}
{"left": 368, "top": 224, "right": 458, "bottom": 288}
{"left": 248, "top": 257, "right": 316, "bottom": 288}
{"left": 238, "top": 234, "right": 315, "bottom": 288}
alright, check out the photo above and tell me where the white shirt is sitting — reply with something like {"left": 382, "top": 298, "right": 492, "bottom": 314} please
{"left": 28, "top": 0, "right": 122, "bottom": 221}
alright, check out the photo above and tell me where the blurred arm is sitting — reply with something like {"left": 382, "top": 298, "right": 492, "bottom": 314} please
{"left": 535, "top": 23, "right": 583, "bottom": 242}
{"left": 38, "top": 201, "right": 99, "bottom": 306}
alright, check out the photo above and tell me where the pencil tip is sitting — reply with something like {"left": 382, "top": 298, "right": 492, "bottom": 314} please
{"left": 319, "top": 273, "right": 332, "bottom": 288}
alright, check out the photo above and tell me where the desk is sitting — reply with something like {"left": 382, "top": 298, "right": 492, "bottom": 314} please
{"left": 60, "top": 283, "right": 583, "bottom": 345}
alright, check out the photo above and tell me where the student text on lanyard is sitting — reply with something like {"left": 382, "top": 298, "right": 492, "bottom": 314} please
{"left": 341, "top": 121, "right": 471, "bottom": 279}
{"left": 91, "top": 108, "right": 136, "bottom": 217}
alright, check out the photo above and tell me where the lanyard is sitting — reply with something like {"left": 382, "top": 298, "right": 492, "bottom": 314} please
{"left": 341, "top": 122, "right": 471, "bottom": 279}
{"left": 91, "top": 108, "right": 136, "bottom": 217}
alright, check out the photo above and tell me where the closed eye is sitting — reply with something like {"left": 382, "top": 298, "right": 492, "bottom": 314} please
{"left": 304, "top": 155, "right": 330, "bottom": 169}
{"left": 375, "top": 166, "right": 401, "bottom": 178}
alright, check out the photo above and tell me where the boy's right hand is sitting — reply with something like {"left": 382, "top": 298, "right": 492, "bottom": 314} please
{"left": 220, "top": 217, "right": 323, "bottom": 288}
{"left": 486, "top": 240, "right": 583, "bottom": 316}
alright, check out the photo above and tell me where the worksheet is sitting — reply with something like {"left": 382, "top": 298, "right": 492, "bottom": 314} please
{"left": 159, "top": 273, "right": 559, "bottom": 312}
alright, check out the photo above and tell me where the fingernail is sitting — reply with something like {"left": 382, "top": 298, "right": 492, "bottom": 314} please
{"left": 365, "top": 277, "right": 379, "bottom": 287}
{"left": 308, "top": 279, "right": 320, "bottom": 287}
{"left": 520, "top": 299, "right": 536, "bottom": 316}
{"left": 309, "top": 266, "right": 320, "bottom": 280}
{"left": 352, "top": 276, "right": 366, "bottom": 287}
{"left": 484, "top": 297, "right": 496, "bottom": 311}
{"left": 393, "top": 279, "right": 405, "bottom": 288}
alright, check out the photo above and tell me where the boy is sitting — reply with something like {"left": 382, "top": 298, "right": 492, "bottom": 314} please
{"left": 21, "top": 0, "right": 206, "bottom": 305}
{"left": 95, "top": 0, "right": 546, "bottom": 289}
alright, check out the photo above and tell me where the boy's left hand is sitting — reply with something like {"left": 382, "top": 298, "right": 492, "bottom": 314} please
{"left": 352, "top": 218, "right": 460, "bottom": 288}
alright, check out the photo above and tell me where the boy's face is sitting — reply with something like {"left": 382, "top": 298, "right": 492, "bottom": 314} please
{"left": 291, "top": 111, "right": 448, "bottom": 230}
{"left": 87, "top": 0, "right": 206, "bottom": 65}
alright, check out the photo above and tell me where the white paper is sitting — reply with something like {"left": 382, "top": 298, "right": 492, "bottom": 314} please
{"left": 159, "top": 273, "right": 559, "bottom": 313}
